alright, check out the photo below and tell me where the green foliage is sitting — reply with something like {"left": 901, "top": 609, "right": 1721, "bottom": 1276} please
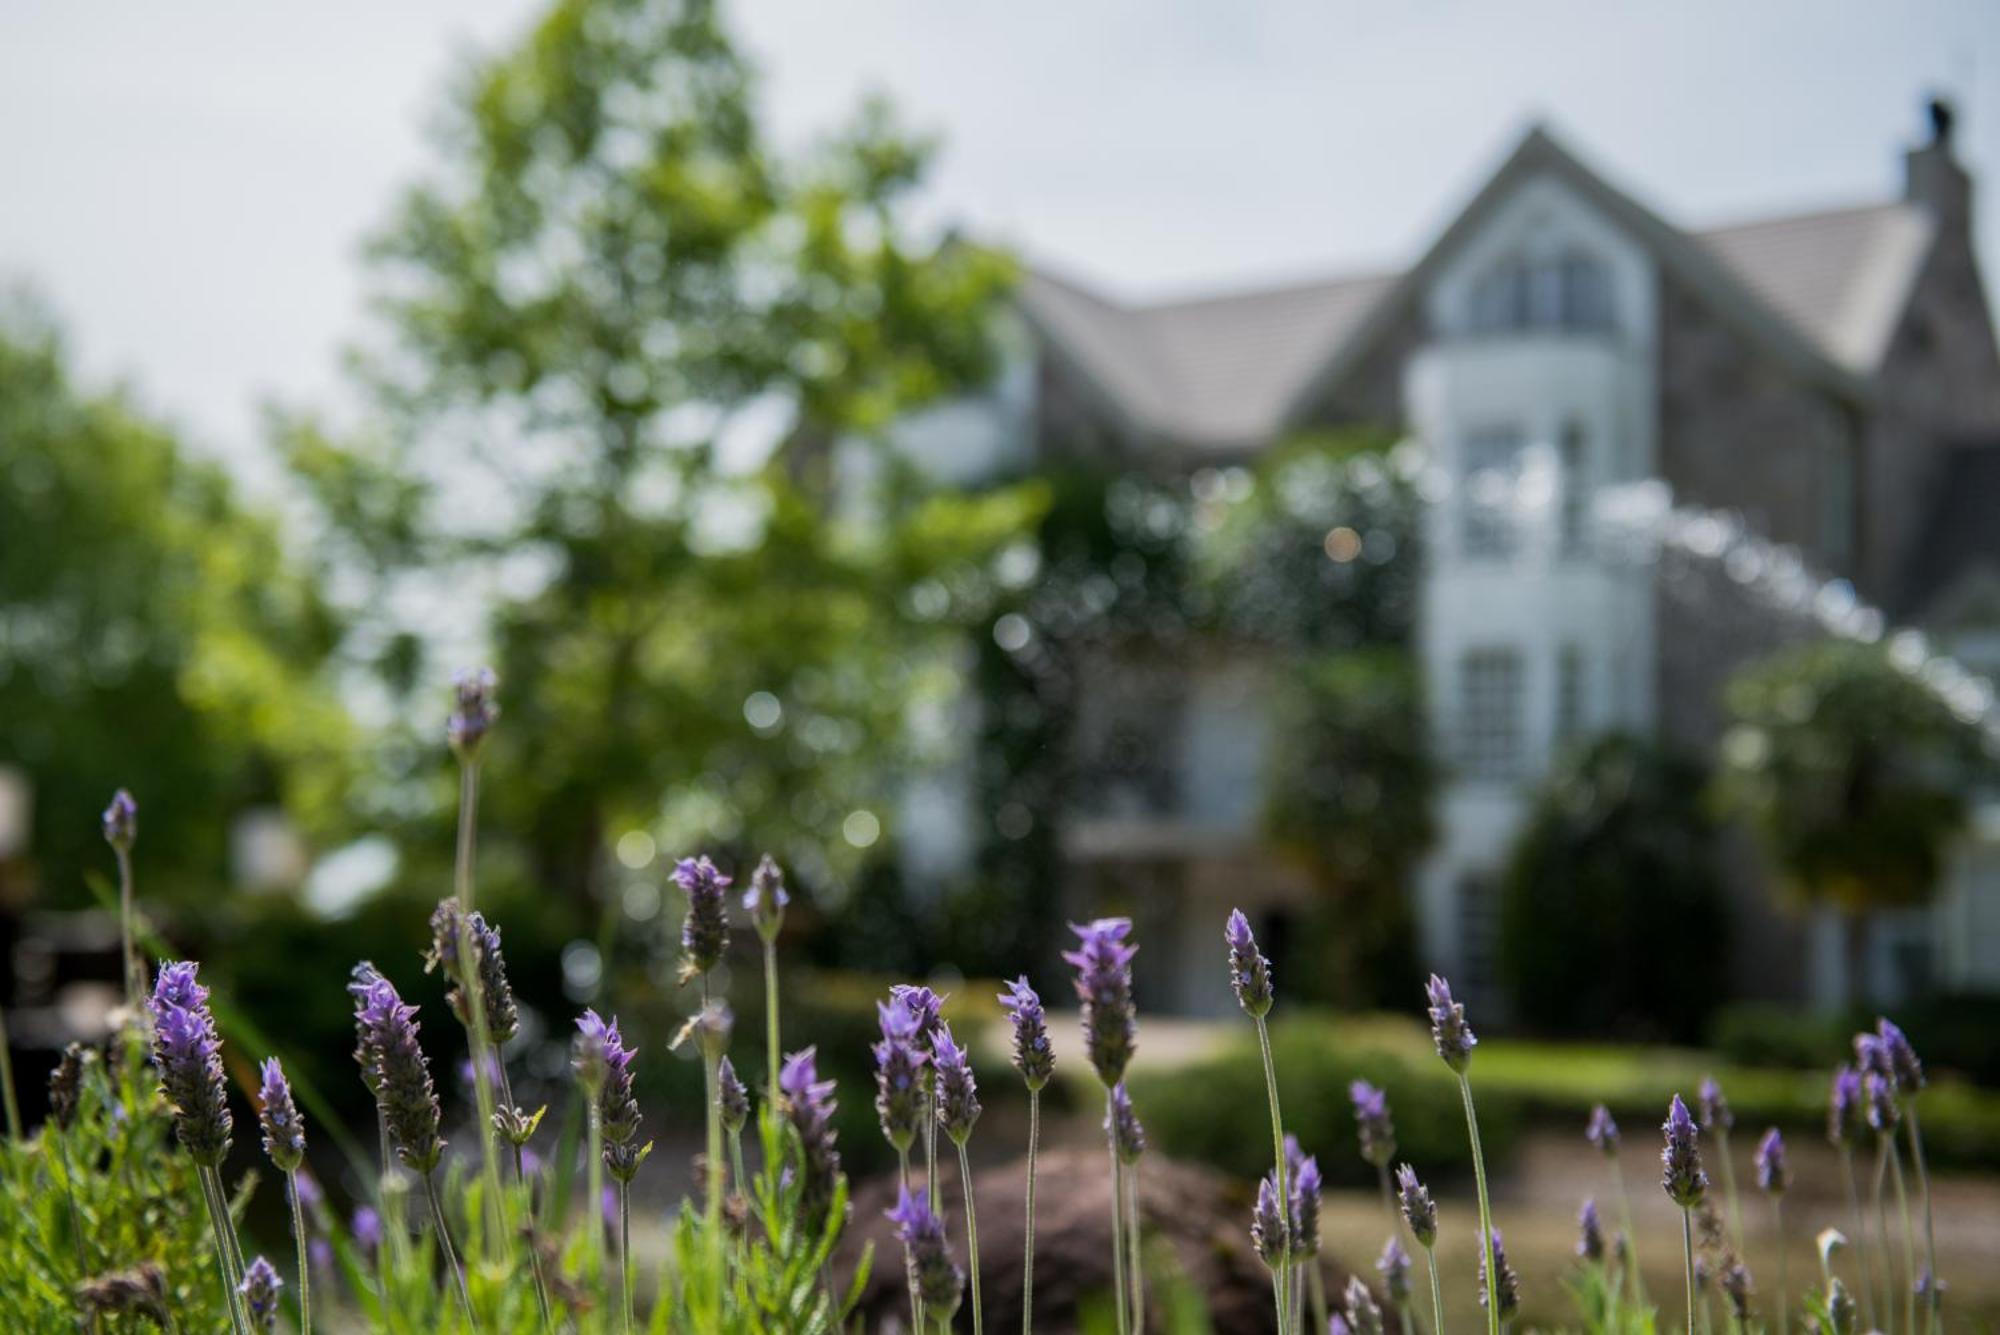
{"left": 1710, "top": 993, "right": 2000, "bottom": 1087}
{"left": 1714, "top": 639, "right": 1990, "bottom": 913}
{"left": 0, "top": 303, "right": 352, "bottom": 907}
{"left": 1498, "top": 734, "right": 1727, "bottom": 1040}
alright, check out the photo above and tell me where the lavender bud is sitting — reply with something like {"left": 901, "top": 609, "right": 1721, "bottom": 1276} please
{"left": 1854, "top": 1031, "right": 1890, "bottom": 1081}
{"left": 446, "top": 666, "right": 499, "bottom": 759}
{"left": 1828, "top": 1064, "right": 1862, "bottom": 1147}
{"left": 1826, "top": 1278, "right": 1858, "bottom": 1335}
{"left": 1291, "top": 1153, "right": 1322, "bottom": 1256}
{"left": 933, "top": 1021, "right": 982, "bottom": 1146}
{"left": 348, "top": 963, "right": 386, "bottom": 1096}
{"left": 998, "top": 976, "right": 1055, "bottom": 1091}
{"left": 425, "top": 901, "right": 520, "bottom": 1045}
{"left": 1864, "top": 1070, "right": 1900, "bottom": 1135}
{"left": 148, "top": 961, "right": 233, "bottom": 1166}
{"left": 873, "top": 1000, "right": 930, "bottom": 1152}
{"left": 239, "top": 1255, "right": 284, "bottom": 1331}
{"left": 1577, "top": 1197, "right": 1606, "bottom": 1261}
{"left": 1063, "top": 918, "right": 1138, "bottom": 1087}
{"left": 495, "top": 1101, "right": 546, "bottom": 1148}
{"left": 102, "top": 789, "right": 138, "bottom": 850}
{"left": 1915, "top": 1267, "right": 1945, "bottom": 1312}
{"left": 1586, "top": 1103, "right": 1620, "bottom": 1155}
{"left": 1251, "top": 1173, "right": 1289, "bottom": 1268}
{"left": 887, "top": 1185, "right": 963, "bottom": 1317}
{"left": 1720, "top": 1258, "right": 1754, "bottom": 1322}
{"left": 1694, "top": 1254, "right": 1711, "bottom": 1292}
{"left": 1225, "top": 909, "right": 1275, "bottom": 1018}
{"left": 1345, "top": 1275, "right": 1384, "bottom": 1335}
{"left": 1349, "top": 1079, "right": 1396, "bottom": 1168}
{"left": 1395, "top": 1163, "right": 1437, "bottom": 1248}
{"left": 673, "top": 855, "right": 732, "bottom": 983}
{"left": 1754, "top": 1127, "right": 1789, "bottom": 1196}
{"left": 672, "top": 999, "right": 733, "bottom": 1065}
{"left": 1661, "top": 1094, "right": 1708, "bottom": 1208}
{"left": 1424, "top": 974, "right": 1476, "bottom": 1072}
{"left": 1377, "top": 1235, "right": 1411, "bottom": 1305}
{"left": 744, "top": 854, "right": 789, "bottom": 943}
{"left": 356, "top": 975, "right": 444, "bottom": 1174}
{"left": 1876, "top": 1018, "right": 1925, "bottom": 1094}
{"left": 77, "top": 1262, "right": 169, "bottom": 1326}
{"left": 779, "top": 1047, "right": 842, "bottom": 1230}
{"left": 1106, "top": 1081, "right": 1146, "bottom": 1165}
{"left": 48, "top": 1042, "right": 87, "bottom": 1132}
{"left": 717, "top": 1056, "right": 749, "bottom": 1134}
{"left": 1331, "top": 1317, "right": 1352, "bottom": 1335}
{"left": 889, "top": 984, "right": 946, "bottom": 1051}
{"left": 1478, "top": 1229, "right": 1520, "bottom": 1320}
{"left": 352, "top": 1206, "right": 383, "bottom": 1255}
{"left": 257, "top": 1057, "right": 306, "bottom": 1174}
{"left": 573, "top": 1008, "right": 614, "bottom": 1093}
{"left": 590, "top": 1012, "right": 651, "bottom": 1185}
{"left": 1697, "top": 1075, "right": 1733, "bottom": 1133}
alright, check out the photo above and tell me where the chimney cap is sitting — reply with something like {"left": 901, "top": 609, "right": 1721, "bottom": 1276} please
{"left": 1928, "top": 95, "right": 1956, "bottom": 148}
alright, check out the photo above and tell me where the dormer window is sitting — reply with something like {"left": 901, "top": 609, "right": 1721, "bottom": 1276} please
{"left": 1468, "top": 248, "right": 1613, "bottom": 334}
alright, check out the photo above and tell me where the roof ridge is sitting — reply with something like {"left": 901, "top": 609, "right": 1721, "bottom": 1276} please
{"left": 1693, "top": 196, "right": 1912, "bottom": 239}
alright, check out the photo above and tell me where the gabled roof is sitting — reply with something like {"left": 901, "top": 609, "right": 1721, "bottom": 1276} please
{"left": 1019, "top": 126, "right": 1936, "bottom": 451}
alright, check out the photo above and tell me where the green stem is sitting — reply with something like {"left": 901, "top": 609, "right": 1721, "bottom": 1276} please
{"left": 1022, "top": 1089, "right": 1040, "bottom": 1335}
{"left": 764, "top": 936, "right": 781, "bottom": 1105}
{"left": 1905, "top": 1105, "right": 1938, "bottom": 1335}
{"left": 115, "top": 844, "right": 142, "bottom": 1019}
{"left": 1610, "top": 1155, "right": 1647, "bottom": 1305}
{"left": 57, "top": 1131, "right": 88, "bottom": 1278}
{"left": 199, "top": 1165, "right": 250, "bottom": 1335}
{"left": 958, "top": 1138, "right": 984, "bottom": 1335}
{"left": 1457, "top": 1073, "right": 1499, "bottom": 1335}
{"left": 0, "top": 1003, "right": 18, "bottom": 1141}
{"left": 1872, "top": 1139, "right": 1894, "bottom": 1335}
{"left": 587, "top": 1104, "right": 605, "bottom": 1290}
{"left": 424, "top": 1172, "right": 476, "bottom": 1331}
{"left": 1253, "top": 1017, "right": 1291, "bottom": 1335}
{"left": 1308, "top": 1261, "right": 1330, "bottom": 1335}
{"left": 901, "top": 1146, "right": 925, "bottom": 1335}
{"left": 1774, "top": 1196, "right": 1787, "bottom": 1335}
{"left": 1890, "top": 1140, "right": 1916, "bottom": 1335}
{"left": 704, "top": 1036, "right": 725, "bottom": 1299}
{"left": 1840, "top": 1146, "right": 1878, "bottom": 1333}
{"left": 1682, "top": 1207, "right": 1696, "bottom": 1335}
{"left": 452, "top": 759, "right": 510, "bottom": 1260}
{"left": 619, "top": 1180, "right": 633, "bottom": 1335}
{"left": 1125, "top": 1154, "right": 1144, "bottom": 1335}
{"left": 1423, "top": 1243, "right": 1445, "bottom": 1335}
{"left": 1109, "top": 1119, "right": 1129, "bottom": 1335}
{"left": 1715, "top": 1128, "right": 1743, "bottom": 1248}
{"left": 288, "top": 1170, "right": 313, "bottom": 1335}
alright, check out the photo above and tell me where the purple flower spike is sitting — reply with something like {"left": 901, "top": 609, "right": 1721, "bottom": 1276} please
{"left": 779, "top": 1048, "right": 842, "bottom": 1229}
{"left": 573, "top": 1008, "right": 614, "bottom": 1092}
{"left": 1478, "top": 1229, "right": 1520, "bottom": 1320}
{"left": 889, "top": 984, "right": 946, "bottom": 1050}
{"left": 48, "top": 1044, "right": 87, "bottom": 1132}
{"left": 1395, "top": 1163, "right": 1437, "bottom": 1248}
{"left": 1854, "top": 1031, "right": 1890, "bottom": 1081}
{"left": 1106, "top": 1081, "right": 1146, "bottom": 1165}
{"left": 1063, "top": 918, "right": 1138, "bottom": 1087}
{"left": 102, "top": 789, "right": 138, "bottom": 850}
{"left": 1251, "top": 1172, "right": 1288, "bottom": 1268}
{"left": 239, "top": 1256, "right": 283, "bottom": 1331}
{"left": 1754, "top": 1127, "right": 1789, "bottom": 1196}
{"left": 1828, "top": 1064, "right": 1862, "bottom": 1147}
{"left": 1876, "top": 1018, "right": 1925, "bottom": 1094}
{"left": 998, "top": 977, "right": 1055, "bottom": 1091}
{"left": 1425, "top": 974, "right": 1476, "bottom": 1072}
{"left": 446, "top": 666, "right": 499, "bottom": 758}
{"left": 887, "top": 1185, "right": 963, "bottom": 1317}
{"left": 717, "top": 1056, "right": 749, "bottom": 1134}
{"left": 1345, "top": 1275, "right": 1385, "bottom": 1335}
{"left": 933, "top": 1021, "right": 981, "bottom": 1145}
{"left": 590, "top": 1013, "right": 650, "bottom": 1185}
{"left": 1864, "top": 1070, "right": 1900, "bottom": 1134}
{"left": 1697, "top": 1075, "right": 1733, "bottom": 1133}
{"left": 352, "top": 1206, "right": 383, "bottom": 1254}
{"left": 426, "top": 901, "right": 520, "bottom": 1045}
{"left": 1577, "top": 1197, "right": 1606, "bottom": 1261}
{"left": 355, "top": 975, "right": 444, "bottom": 1174}
{"left": 1586, "top": 1103, "right": 1620, "bottom": 1155}
{"left": 1225, "top": 909, "right": 1275, "bottom": 1018}
{"left": 744, "top": 854, "right": 789, "bottom": 943}
{"left": 1291, "top": 1153, "right": 1322, "bottom": 1256}
{"left": 1661, "top": 1094, "right": 1708, "bottom": 1208}
{"left": 1350, "top": 1079, "right": 1396, "bottom": 1168}
{"left": 1377, "top": 1235, "right": 1411, "bottom": 1305}
{"left": 872, "top": 999, "right": 929, "bottom": 1151}
{"left": 147, "top": 961, "right": 232, "bottom": 1166}
{"left": 673, "top": 856, "right": 732, "bottom": 983}
{"left": 257, "top": 1057, "right": 306, "bottom": 1174}
{"left": 1721, "top": 1259, "right": 1754, "bottom": 1323}
{"left": 1331, "top": 1317, "right": 1352, "bottom": 1335}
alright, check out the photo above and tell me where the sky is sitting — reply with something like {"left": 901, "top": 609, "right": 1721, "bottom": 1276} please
{"left": 3, "top": 0, "right": 1997, "bottom": 486}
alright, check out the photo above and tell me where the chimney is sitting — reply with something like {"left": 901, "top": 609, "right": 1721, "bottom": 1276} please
{"left": 1905, "top": 95, "right": 1971, "bottom": 232}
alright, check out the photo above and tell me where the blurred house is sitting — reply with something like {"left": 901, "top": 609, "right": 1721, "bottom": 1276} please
{"left": 888, "top": 104, "right": 2000, "bottom": 1014}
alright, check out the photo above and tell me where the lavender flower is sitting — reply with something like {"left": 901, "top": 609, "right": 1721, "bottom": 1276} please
{"left": 446, "top": 666, "right": 499, "bottom": 758}
{"left": 1854, "top": 1031, "right": 1890, "bottom": 1081}
{"left": 1107, "top": 1081, "right": 1146, "bottom": 1164}
{"left": 355, "top": 975, "right": 444, "bottom": 1173}
{"left": 573, "top": 1008, "right": 615, "bottom": 1094}
{"left": 1864, "top": 1070, "right": 1900, "bottom": 1134}
{"left": 673, "top": 855, "right": 732, "bottom": 983}
{"left": 1063, "top": 918, "right": 1137, "bottom": 1087}
{"left": 1577, "top": 1197, "right": 1606, "bottom": 1261}
{"left": 352, "top": 1206, "right": 383, "bottom": 1256}
{"left": 998, "top": 976, "right": 1055, "bottom": 1091}
{"left": 1754, "top": 1127, "right": 1789, "bottom": 1195}
{"left": 1828, "top": 1064, "right": 1862, "bottom": 1147}
{"left": 1350, "top": 1080, "right": 1396, "bottom": 1167}
{"left": 887, "top": 1185, "right": 963, "bottom": 1316}
{"left": 872, "top": 999, "right": 929, "bottom": 1152}
{"left": 588, "top": 1012, "right": 650, "bottom": 1184}
{"left": 1876, "top": 1018, "right": 1925, "bottom": 1094}
{"left": 77, "top": 1263, "right": 169, "bottom": 1326}
{"left": 744, "top": 854, "right": 788, "bottom": 942}
{"left": 1330, "top": 1317, "right": 1352, "bottom": 1335}
{"left": 148, "top": 961, "right": 232, "bottom": 1165}
{"left": 1251, "top": 1173, "right": 1288, "bottom": 1267}
{"left": 1586, "top": 1103, "right": 1620, "bottom": 1155}
{"left": 1377, "top": 1235, "right": 1411, "bottom": 1305}
{"left": 1345, "top": 1275, "right": 1385, "bottom": 1335}
{"left": 1424, "top": 974, "right": 1475, "bottom": 1072}
{"left": 1661, "top": 1094, "right": 1707, "bottom": 1208}
{"left": 48, "top": 1043, "right": 86, "bottom": 1132}
{"left": 1478, "top": 1229, "right": 1520, "bottom": 1320}
{"left": 717, "top": 1056, "right": 749, "bottom": 1134}
{"left": 1697, "top": 1075, "right": 1733, "bottom": 1133}
{"left": 890, "top": 983, "right": 946, "bottom": 1051}
{"left": 102, "top": 789, "right": 138, "bottom": 850}
{"left": 933, "top": 1021, "right": 981, "bottom": 1145}
{"left": 1720, "top": 1259, "right": 1754, "bottom": 1322}
{"left": 1291, "top": 1153, "right": 1322, "bottom": 1256}
{"left": 779, "top": 1048, "right": 841, "bottom": 1229}
{"left": 1395, "top": 1163, "right": 1437, "bottom": 1248}
{"left": 425, "top": 901, "right": 521, "bottom": 1044}
{"left": 1225, "top": 909, "right": 1274, "bottom": 1018}
{"left": 257, "top": 1057, "right": 306, "bottom": 1173}
{"left": 1915, "top": 1268, "right": 1945, "bottom": 1311}
{"left": 348, "top": 963, "right": 386, "bottom": 1097}
{"left": 239, "top": 1256, "right": 284, "bottom": 1331}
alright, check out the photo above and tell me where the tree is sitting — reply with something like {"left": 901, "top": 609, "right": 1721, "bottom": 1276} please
{"left": 1498, "top": 734, "right": 1726, "bottom": 1039}
{"left": 0, "top": 300, "right": 351, "bottom": 907}
{"left": 1713, "top": 639, "right": 1990, "bottom": 1003}
{"left": 291, "top": 0, "right": 1032, "bottom": 903}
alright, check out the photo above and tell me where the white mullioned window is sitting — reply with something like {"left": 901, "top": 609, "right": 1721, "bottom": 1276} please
{"left": 1461, "top": 428, "right": 1526, "bottom": 561}
{"left": 1458, "top": 647, "right": 1525, "bottom": 780}
{"left": 1558, "top": 420, "right": 1589, "bottom": 557}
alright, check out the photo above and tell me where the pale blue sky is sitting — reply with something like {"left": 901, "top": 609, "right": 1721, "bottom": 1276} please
{"left": 2, "top": 1, "right": 1995, "bottom": 482}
